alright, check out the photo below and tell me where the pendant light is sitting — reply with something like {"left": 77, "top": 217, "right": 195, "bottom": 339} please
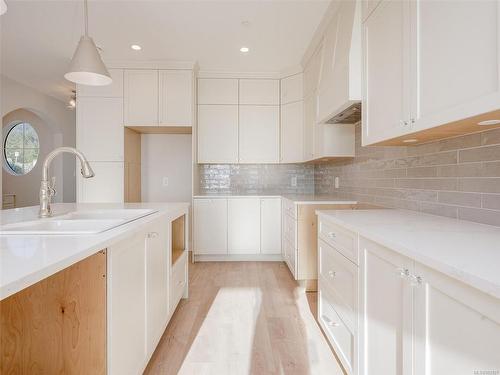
{"left": 64, "top": 0, "right": 112, "bottom": 86}
{"left": 0, "top": 0, "right": 7, "bottom": 15}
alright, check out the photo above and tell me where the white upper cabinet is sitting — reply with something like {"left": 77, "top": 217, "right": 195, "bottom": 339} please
{"left": 198, "top": 78, "right": 238, "bottom": 104}
{"left": 159, "top": 70, "right": 193, "bottom": 127}
{"left": 303, "top": 95, "right": 316, "bottom": 161}
{"left": 76, "top": 97, "right": 124, "bottom": 161}
{"left": 413, "top": 261, "right": 500, "bottom": 375}
{"left": 77, "top": 69, "right": 124, "bottom": 97}
{"left": 124, "top": 70, "right": 159, "bottom": 126}
{"left": 239, "top": 106, "right": 279, "bottom": 163}
{"left": 317, "top": 0, "right": 361, "bottom": 124}
{"left": 363, "top": 0, "right": 500, "bottom": 146}
{"left": 260, "top": 198, "right": 282, "bottom": 255}
{"left": 281, "top": 73, "right": 303, "bottom": 104}
{"left": 197, "top": 105, "right": 238, "bottom": 163}
{"left": 362, "top": 0, "right": 410, "bottom": 146}
{"left": 410, "top": 0, "right": 500, "bottom": 133}
{"left": 304, "top": 43, "right": 324, "bottom": 100}
{"left": 227, "top": 198, "right": 261, "bottom": 254}
{"left": 239, "top": 79, "right": 279, "bottom": 105}
{"left": 281, "top": 101, "right": 304, "bottom": 163}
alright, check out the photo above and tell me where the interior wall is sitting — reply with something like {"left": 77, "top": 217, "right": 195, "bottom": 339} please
{"left": 315, "top": 124, "right": 500, "bottom": 227}
{"left": 141, "top": 134, "right": 192, "bottom": 202}
{"left": 1, "top": 76, "right": 76, "bottom": 207}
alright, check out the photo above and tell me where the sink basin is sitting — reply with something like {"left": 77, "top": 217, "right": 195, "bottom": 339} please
{"left": 0, "top": 208, "right": 158, "bottom": 235}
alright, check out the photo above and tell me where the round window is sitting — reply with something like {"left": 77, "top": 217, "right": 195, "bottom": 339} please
{"left": 4, "top": 122, "right": 40, "bottom": 175}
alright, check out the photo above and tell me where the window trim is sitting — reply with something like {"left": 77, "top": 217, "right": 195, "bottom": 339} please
{"left": 3, "top": 121, "right": 40, "bottom": 176}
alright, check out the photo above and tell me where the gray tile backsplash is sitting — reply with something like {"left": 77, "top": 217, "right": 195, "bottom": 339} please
{"left": 315, "top": 124, "right": 500, "bottom": 227}
{"left": 197, "top": 125, "right": 500, "bottom": 227}
{"left": 198, "top": 164, "right": 314, "bottom": 195}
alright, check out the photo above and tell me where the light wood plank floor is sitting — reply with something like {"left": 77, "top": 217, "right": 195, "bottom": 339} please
{"left": 144, "top": 261, "right": 345, "bottom": 375}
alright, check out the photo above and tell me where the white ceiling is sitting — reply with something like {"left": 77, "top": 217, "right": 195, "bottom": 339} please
{"left": 1, "top": 0, "right": 330, "bottom": 102}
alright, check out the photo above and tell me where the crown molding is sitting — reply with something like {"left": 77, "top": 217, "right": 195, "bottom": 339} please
{"left": 197, "top": 70, "right": 282, "bottom": 79}
{"left": 104, "top": 59, "right": 197, "bottom": 70}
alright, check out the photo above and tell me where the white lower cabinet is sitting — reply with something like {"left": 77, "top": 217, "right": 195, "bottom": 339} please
{"left": 193, "top": 198, "right": 228, "bottom": 254}
{"left": 359, "top": 237, "right": 413, "bottom": 375}
{"left": 193, "top": 197, "right": 282, "bottom": 257}
{"left": 228, "top": 198, "right": 261, "bottom": 254}
{"left": 108, "top": 214, "right": 187, "bottom": 375}
{"left": 413, "top": 262, "right": 500, "bottom": 375}
{"left": 317, "top": 217, "right": 500, "bottom": 375}
{"left": 260, "top": 198, "right": 282, "bottom": 254}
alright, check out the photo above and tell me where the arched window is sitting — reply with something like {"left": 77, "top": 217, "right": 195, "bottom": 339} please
{"left": 4, "top": 122, "right": 40, "bottom": 175}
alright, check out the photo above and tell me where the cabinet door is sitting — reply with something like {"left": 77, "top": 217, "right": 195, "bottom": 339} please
{"left": 145, "top": 219, "right": 169, "bottom": 354}
{"left": 359, "top": 237, "right": 413, "bottom": 375}
{"left": 197, "top": 78, "right": 238, "bottom": 104}
{"left": 77, "top": 161, "right": 124, "bottom": 203}
{"left": 239, "top": 79, "right": 279, "bottom": 105}
{"left": 77, "top": 69, "right": 124, "bottom": 97}
{"left": 76, "top": 97, "right": 124, "bottom": 161}
{"left": 228, "top": 198, "right": 261, "bottom": 254}
{"left": 362, "top": 0, "right": 410, "bottom": 146}
{"left": 303, "top": 95, "right": 315, "bottom": 161}
{"left": 124, "top": 70, "right": 158, "bottom": 126}
{"left": 281, "top": 73, "right": 303, "bottom": 105}
{"left": 410, "top": 0, "right": 500, "bottom": 132}
{"left": 413, "top": 262, "right": 500, "bottom": 375}
{"left": 281, "top": 101, "right": 304, "bottom": 163}
{"left": 197, "top": 105, "right": 238, "bottom": 163}
{"left": 108, "top": 233, "right": 147, "bottom": 375}
{"left": 260, "top": 198, "right": 281, "bottom": 255}
{"left": 194, "top": 199, "right": 228, "bottom": 254}
{"left": 239, "top": 106, "right": 279, "bottom": 163}
{"left": 159, "top": 70, "right": 193, "bottom": 127}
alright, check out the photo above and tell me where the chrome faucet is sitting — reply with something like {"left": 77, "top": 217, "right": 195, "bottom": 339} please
{"left": 39, "top": 147, "right": 95, "bottom": 218}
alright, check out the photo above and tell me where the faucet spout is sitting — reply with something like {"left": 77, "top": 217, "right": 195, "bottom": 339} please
{"left": 39, "top": 147, "right": 95, "bottom": 218}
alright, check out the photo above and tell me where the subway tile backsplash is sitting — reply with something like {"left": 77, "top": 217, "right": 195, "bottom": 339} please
{"left": 198, "top": 163, "right": 315, "bottom": 195}
{"left": 315, "top": 124, "right": 500, "bottom": 227}
{"left": 197, "top": 125, "right": 500, "bottom": 227}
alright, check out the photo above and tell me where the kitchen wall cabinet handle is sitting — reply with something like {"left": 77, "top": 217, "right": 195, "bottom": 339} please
{"left": 322, "top": 315, "right": 340, "bottom": 327}
{"left": 409, "top": 274, "right": 422, "bottom": 286}
{"left": 147, "top": 232, "right": 159, "bottom": 239}
{"left": 328, "top": 270, "right": 336, "bottom": 279}
{"left": 396, "top": 267, "right": 410, "bottom": 279}
{"left": 328, "top": 232, "right": 336, "bottom": 238}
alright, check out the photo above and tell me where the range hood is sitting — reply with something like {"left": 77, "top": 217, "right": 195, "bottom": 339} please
{"left": 317, "top": 0, "right": 362, "bottom": 125}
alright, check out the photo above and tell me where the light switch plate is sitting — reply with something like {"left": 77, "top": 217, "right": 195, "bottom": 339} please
{"left": 162, "top": 177, "right": 169, "bottom": 187}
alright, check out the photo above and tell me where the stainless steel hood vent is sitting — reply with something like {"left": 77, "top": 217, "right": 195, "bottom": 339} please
{"left": 325, "top": 102, "right": 361, "bottom": 124}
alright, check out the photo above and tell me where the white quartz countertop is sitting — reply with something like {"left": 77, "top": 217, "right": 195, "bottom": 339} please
{"left": 0, "top": 202, "right": 189, "bottom": 300}
{"left": 316, "top": 209, "right": 500, "bottom": 299}
{"left": 193, "top": 194, "right": 357, "bottom": 205}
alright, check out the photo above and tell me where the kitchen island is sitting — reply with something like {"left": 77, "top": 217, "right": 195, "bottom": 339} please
{"left": 0, "top": 202, "right": 189, "bottom": 375}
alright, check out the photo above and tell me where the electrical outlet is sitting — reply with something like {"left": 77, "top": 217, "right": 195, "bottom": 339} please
{"left": 334, "top": 176, "right": 340, "bottom": 189}
{"left": 291, "top": 176, "right": 297, "bottom": 187}
{"left": 162, "top": 177, "right": 169, "bottom": 187}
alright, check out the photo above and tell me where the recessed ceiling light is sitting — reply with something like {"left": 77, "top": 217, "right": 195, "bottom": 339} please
{"left": 240, "top": 46, "right": 249, "bottom": 53}
{"left": 131, "top": 44, "right": 142, "bottom": 51}
{"left": 478, "top": 119, "right": 500, "bottom": 126}
{"left": 403, "top": 139, "right": 418, "bottom": 143}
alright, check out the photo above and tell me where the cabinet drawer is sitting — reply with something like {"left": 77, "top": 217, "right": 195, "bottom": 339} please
{"left": 319, "top": 218, "right": 358, "bottom": 264}
{"left": 319, "top": 239, "right": 358, "bottom": 329}
{"left": 170, "top": 253, "right": 187, "bottom": 312}
{"left": 319, "top": 289, "right": 355, "bottom": 373}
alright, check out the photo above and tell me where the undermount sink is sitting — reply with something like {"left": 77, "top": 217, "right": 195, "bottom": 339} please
{"left": 0, "top": 209, "right": 158, "bottom": 235}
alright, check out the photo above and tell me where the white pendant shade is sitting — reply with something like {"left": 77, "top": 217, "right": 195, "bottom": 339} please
{"left": 0, "top": 0, "right": 7, "bottom": 15}
{"left": 65, "top": 36, "right": 112, "bottom": 86}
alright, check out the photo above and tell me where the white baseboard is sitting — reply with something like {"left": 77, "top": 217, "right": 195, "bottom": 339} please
{"left": 193, "top": 254, "right": 284, "bottom": 262}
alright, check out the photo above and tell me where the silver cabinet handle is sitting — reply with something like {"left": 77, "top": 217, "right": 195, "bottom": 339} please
{"left": 322, "top": 315, "right": 340, "bottom": 327}
{"left": 411, "top": 118, "right": 415, "bottom": 124}
{"left": 409, "top": 274, "right": 422, "bottom": 286}
{"left": 400, "top": 120, "right": 409, "bottom": 127}
{"left": 328, "top": 270, "right": 336, "bottom": 279}
{"left": 396, "top": 267, "right": 410, "bottom": 279}
{"left": 177, "top": 280, "right": 184, "bottom": 286}
{"left": 147, "top": 232, "right": 159, "bottom": 239}
{"left": 328, "top": 232, "right": 336, "bottom": 238}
